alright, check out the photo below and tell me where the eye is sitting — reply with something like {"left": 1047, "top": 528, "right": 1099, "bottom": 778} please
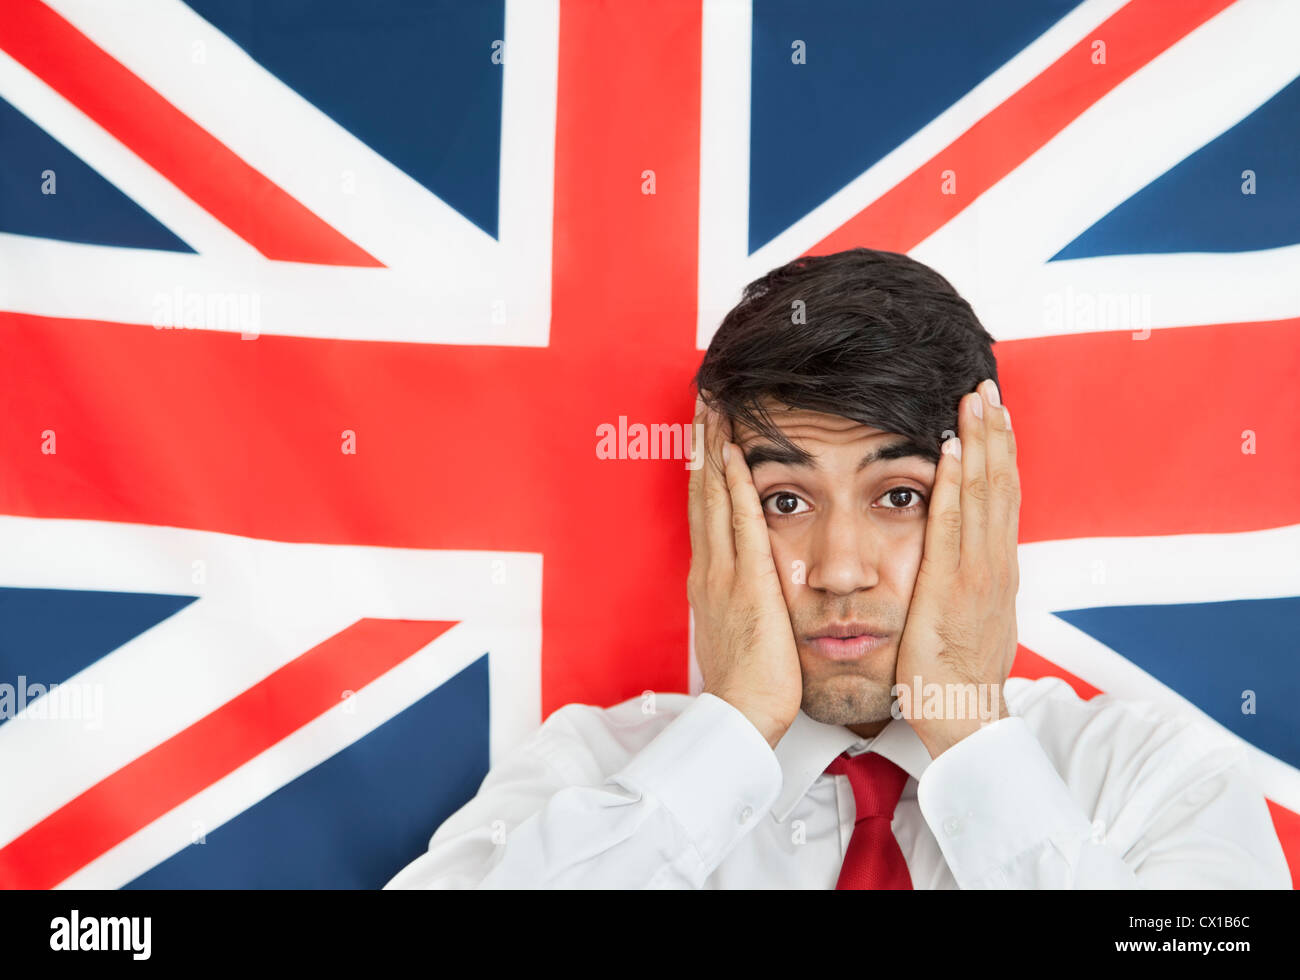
{"left": 761, "top": 491, "right": 810, "bottom": 517}
{"left": 876, "top": 487, "right": 926, "bottom": 513}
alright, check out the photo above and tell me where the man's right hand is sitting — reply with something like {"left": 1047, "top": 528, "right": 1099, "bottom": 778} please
{"left": 687, "top": 395, "right": 803, "bottom": 749}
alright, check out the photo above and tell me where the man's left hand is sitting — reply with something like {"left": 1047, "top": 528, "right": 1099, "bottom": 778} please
{"left": 895, "top": 378, "right": 1020, "bottom": 759}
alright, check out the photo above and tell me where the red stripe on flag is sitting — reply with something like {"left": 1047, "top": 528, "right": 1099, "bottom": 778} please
{"left": 812, "top": 0, "right": 1239, "bottom": 255}
{"left": 0, "top": 0, "right": 383, "bottom": 267}
{"left": 538, "top": 0, "right": 704, "bottom": 711}
{"left": 997, "top": 317, "right": 1300, "bottom": 542}
{"left": 1009, "top": 644, "right": 1104, "bottom": 700}
{"left": 1265, "top": 799, "right": 1300, "bottom": 889}
{"left": 0, "top": 618, "right": 456, "bottom": 889}
{"left": 3, "top": 312, "right": 1296, "bottom": 549}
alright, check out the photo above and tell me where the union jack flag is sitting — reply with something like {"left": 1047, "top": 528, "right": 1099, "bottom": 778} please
{"left": 0, "top": 0, "right": 1296, "bottom": 889}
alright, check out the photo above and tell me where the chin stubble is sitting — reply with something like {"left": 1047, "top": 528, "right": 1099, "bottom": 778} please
{"left": 800, "top": 673, "right": 895, "bottom": 728}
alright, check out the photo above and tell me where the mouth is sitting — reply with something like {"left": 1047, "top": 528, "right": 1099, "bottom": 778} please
{"left": 804, "top": 623, "right": 891, "bottom": 661}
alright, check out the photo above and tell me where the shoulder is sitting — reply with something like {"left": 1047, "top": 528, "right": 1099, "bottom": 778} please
{"left": 509, "top": 691, "right": 699, "bottom": 784}
{"left": 1003, "top": 675, "right": 1248, "bottom": 807}
{"left": 1003, "top": 677, "right": 1289, "bottom": 886}
{"left": 1007, "top": 674, "right": 1233, "bottom": 743}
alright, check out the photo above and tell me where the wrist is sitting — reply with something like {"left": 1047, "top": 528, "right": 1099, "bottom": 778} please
{"left": 704, "top": 688, "right": 791, "bottom": 749}
{"left": 909, "top": 696, "right": 1010, "bottom": 759}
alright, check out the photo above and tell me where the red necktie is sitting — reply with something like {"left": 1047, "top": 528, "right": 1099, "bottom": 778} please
{"left": 825, "top": 750, "right": 913, "bottom": 889}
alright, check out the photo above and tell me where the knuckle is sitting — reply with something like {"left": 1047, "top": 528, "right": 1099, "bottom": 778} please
{"left": 991, "top": 470, "right": 1020, "bottom": 497}
{"left": 938, "top": 509, "right": 963, "bottom": 536}
{"left": 964, "top": 476, "right": 991, "bottom": 503}
{"left": 731, "top": 508, "right": 751, "bottom": 535}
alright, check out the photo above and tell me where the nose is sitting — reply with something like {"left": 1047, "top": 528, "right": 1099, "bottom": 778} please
{"left": 804, "top": 502, "right": 881, "bottom": 596}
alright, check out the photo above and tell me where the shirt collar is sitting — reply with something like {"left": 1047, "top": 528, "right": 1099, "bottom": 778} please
{"left": 769, "top": 708, "right": 934, "bottom": 823}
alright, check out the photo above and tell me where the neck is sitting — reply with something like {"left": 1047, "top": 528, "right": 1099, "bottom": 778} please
{"left": 847, "top": 718, "right": 889, "bottom": 740}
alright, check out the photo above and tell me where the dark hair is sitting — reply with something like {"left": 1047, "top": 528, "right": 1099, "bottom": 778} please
{"left": 694, "top": 247, "right": 1000, "bottom": 464}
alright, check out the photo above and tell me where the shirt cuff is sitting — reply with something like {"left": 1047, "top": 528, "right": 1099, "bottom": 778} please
{"left": 916, "top": 715, "right": 1094, "bottom": 886}
{"left": 609, "top": 692, "right": 783, "bottom": 874}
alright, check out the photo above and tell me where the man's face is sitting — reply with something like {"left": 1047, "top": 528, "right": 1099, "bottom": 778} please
{"left": 731, "top": 402, "right": 938, "bottom": 730}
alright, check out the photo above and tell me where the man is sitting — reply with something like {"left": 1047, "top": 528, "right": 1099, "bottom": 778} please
{"left": 385, "top": 248, "right": 1290, "bottom": 889}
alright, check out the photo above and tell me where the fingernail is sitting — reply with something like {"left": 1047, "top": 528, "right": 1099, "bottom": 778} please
{"left": 972, "top": 393, "right": 983, "bottom": 420}
{"left": 985, "top": 379, "right": 1001, "bottom": 407}
{"left": 1003, "top": 405, "right": 1012, "bottom": 430}
{"left": 722, "top": 443, "right": 731, "bottom": 465}
{"left": 942, "top": 437, "right": 962, "bottom": 460}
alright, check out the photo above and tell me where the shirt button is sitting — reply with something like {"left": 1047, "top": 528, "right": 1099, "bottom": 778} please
{"left": 1090, "top": 818, "right": 1106, "bottom": 843}
{"left": 943, "top": 816, "right": 962, "bottom": 836}
{"left": 739, "top": 805, "right": 754, "bottom": 823}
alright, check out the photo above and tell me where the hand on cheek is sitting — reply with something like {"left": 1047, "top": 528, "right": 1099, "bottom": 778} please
{"left": 895, "top": 380, "right": 1020, "bottom": 759}
{"left": 687, "top": 399, "right": 804, "bottom": 748}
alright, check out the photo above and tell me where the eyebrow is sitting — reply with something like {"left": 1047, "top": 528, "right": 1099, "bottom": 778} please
{"left": 743, "top": 438, "right": 938, "bottom": 472}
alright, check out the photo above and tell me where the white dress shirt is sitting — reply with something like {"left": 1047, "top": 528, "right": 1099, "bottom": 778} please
{"left": 384, "top": 676, "right": 1290, "bottom": 889}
